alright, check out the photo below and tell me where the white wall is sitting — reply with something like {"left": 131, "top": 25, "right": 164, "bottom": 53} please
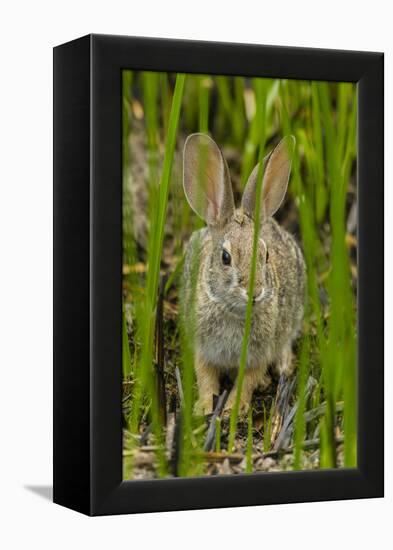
{"left": 0, "top": 1, "right": 390, "bottom": 548}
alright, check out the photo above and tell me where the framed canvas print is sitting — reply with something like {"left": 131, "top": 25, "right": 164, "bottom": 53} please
{"left": 53, "top": 34, "right": 384, "bottom": 515}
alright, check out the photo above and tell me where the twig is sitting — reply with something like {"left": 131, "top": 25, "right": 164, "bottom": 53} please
{"left": 140, "top": 423, "right": 152, "bottom": 446}
{"left": 286, "top": 435, "right": 344, "bottom": 453}
{"left": 204, "top": 390, "right": 228, "bottom": 451}
{"left": 304, "top": 401, "right": 344, "bottom": 424}
{"left": 273, "top": 376, "right": 317, "bottom": 451}
{"left": 347, "top": 200, "right": 357, "bottom": 234}
{"left": 274, "top": 396, "right": 342, "bottom": 452}
{"left": 171, "top": 412, "right": 182, "bottom": 477}
{"left": 175, "top": 366, "right": 184, "bottom": 405}
{"left": 165, "top": 412, "right": 176, "bottom": 458}
{"left": 270, "top": 375, "right": 297, "bottom": 445}
{"left": 201, "top": 451, "right": 244, "bottom": 463}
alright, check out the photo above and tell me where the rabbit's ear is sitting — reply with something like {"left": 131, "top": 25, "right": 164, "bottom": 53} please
{"left": 241, "top": 136, "right": 295, "bottom": 219}
{"left": 183, "top": 133, "right": 234, "bottom": 226}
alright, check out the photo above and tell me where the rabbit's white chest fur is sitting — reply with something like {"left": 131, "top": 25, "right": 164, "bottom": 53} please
{"left": 196, "top": 294, "right": 277, "bottom": 370}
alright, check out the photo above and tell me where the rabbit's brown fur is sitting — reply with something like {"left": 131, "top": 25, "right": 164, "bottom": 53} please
{"left": 182, "top": 134, "right": 306, "bottom": 414}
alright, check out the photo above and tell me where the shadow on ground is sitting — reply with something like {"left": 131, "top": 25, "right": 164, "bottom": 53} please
{"left": 24, "top": 485, "right": 52, "bottom": 501}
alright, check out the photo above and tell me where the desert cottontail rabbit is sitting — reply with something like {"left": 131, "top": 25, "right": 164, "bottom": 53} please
{"left": 182, "top": 133, "right": 306, "bottom": 414}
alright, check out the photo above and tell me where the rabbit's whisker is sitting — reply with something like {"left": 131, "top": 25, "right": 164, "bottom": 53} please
{"left": 253, "top": 289, "right": 266, "bottom": 302}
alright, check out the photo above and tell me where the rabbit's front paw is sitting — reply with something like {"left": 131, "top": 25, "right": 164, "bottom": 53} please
{"left": 194, "top": 396, "right": 215, "bottom": 416}
{"left": 224, "top": 367, "right": 271, "bottom": 414}
{"left": 194, "top": 355, "right": 220, "bottom": 416}
{"left": 224, "top": 390, "right": 250, "bottom": 414}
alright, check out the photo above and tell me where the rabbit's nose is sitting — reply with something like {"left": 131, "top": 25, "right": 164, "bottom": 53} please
{"left": 246, "top": 290, "right": 258, "bottom": 302}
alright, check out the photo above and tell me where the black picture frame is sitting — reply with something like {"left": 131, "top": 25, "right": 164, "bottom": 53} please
{"left": 53, "top": 34, "right": 384, "bottom": 516}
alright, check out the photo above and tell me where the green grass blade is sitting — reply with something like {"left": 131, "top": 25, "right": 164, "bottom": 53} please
{"left": 129, "top": 74, "right": 186, "bottom": 476}
{"left": 227, "top": 79, "right": 267, "bottom": 452}
{"left": 215, "top": 418, "right": 221, "bottom": 453}
{"left": 246, "top": 407, "right": 253, "bottom": 473}
{"left": 311, "top": 82, "right": 327, "bottom": 222}
{"left": 122, "top": 306, "right": 132, "bottom": 378}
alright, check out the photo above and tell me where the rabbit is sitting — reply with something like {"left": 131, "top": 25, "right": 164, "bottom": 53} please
{"left": 181, "top": 133, "right": 306, "bottom": 415}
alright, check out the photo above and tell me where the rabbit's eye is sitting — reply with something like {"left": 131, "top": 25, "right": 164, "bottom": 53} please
{"left": 222, "top": 249, "right": 231, "bottom": 266}
{"left": 266, "top": 249, "right": 269, "bottom": 263}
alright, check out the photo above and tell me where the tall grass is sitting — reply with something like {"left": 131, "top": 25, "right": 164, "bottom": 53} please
{"left": 122, "top": 307, "right": 132, "bottom": 378}
{"left": 127, "top": 73, "right": 186, "bottom": 476}
{"left": 279, "top": 80, "right": 329, "bottom": 467}
{"left": 122, "top": 72, "right": 357, "bottom": 478}
{"left": 246, "top": 407, "right": 253, "bottom": 473}
{"left": 279, "top": 80, "right": 357, "bottom": 468}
